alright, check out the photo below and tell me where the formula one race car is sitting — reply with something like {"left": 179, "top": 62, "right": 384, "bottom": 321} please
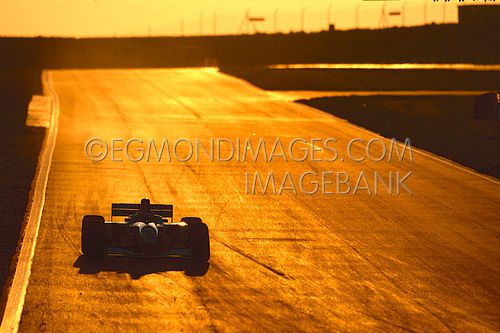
{"left": 81, "top": 198, "right": 210, "bottom": 262}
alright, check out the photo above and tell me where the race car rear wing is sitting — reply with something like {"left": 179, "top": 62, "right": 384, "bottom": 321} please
{"left": 111, "top": 203, "right": 173, "bottom": 221}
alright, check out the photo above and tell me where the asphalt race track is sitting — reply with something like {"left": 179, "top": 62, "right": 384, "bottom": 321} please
{"left": 17, "top": 69, "right": 499, "bottom": 332}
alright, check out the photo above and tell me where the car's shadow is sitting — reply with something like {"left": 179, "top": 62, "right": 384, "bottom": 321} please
{"left": 74, "top": 255, "right": 209, "bottom": 279}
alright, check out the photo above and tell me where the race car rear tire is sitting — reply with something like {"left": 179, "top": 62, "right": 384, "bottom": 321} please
{"left": 188, "top": 222, "right": 210, "bottom": 263}
{"left": 181, "top": 217, "right": 202, "bottom": 225}
{"left": 82, "top": 215, "right": 105, "bottom": 260}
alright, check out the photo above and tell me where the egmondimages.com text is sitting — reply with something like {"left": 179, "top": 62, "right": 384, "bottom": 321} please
{"left": 84, "top": 137, "right": 414, "bottom": 195}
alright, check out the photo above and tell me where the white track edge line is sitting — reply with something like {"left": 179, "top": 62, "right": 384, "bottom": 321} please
{"left": 0, "top": 71, "right": 59, "bottom": 333}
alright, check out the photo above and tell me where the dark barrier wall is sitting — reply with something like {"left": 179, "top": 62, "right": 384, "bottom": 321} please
{"left": 0, "top": 21, "right": 499, "bottom": 69}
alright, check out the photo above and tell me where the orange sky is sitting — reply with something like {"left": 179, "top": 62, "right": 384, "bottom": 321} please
{"left": 0, "top": 0, "right": 461, "bottom": 37}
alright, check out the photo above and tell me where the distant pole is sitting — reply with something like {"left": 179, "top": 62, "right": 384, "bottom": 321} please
{"left": 238, "top": 9, "right": 246, "bottom": 34}
{"left": 379, "top": 4, "right": 388, "bottom": 28}
{"left": 181, "top": 19, "right": 185, "bottom": 36}
{"left": 444, "top": 2, "right": 447, "bottom": 24}
{"left": 199, "top": 11, "right": 203, "bottom": 35}
{"left": 301, "top": 7, "right": 305, "bottom": 32}
{"left": 355, "top": 4, "right": 360, "bottom": 29}
{"left": 213, "top": 12, "right": 217, "bottom": 35}
{"left": 327, "top": 5, "right": 332, "bottom": 27}
{"left": 246, "top": 9, "right": 250, "bottom": 34}
{"left": 402, "top": 2, "right": 407, "bottom": 27}
{"left": 274, "top": 8, "right": 279, "bottom": 33}
{"left": 423, "top": 1, "right": 427, "bottom": 25}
